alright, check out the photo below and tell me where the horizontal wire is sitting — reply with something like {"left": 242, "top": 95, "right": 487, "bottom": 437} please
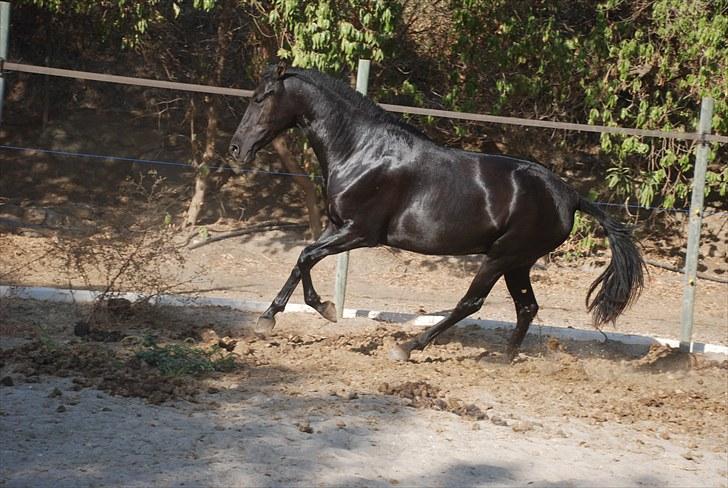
{"left": 0, "top": 143, "right": 320, "bottom": 179}
{"left": 2, "top": 143, "right": 725, "bottom": 216}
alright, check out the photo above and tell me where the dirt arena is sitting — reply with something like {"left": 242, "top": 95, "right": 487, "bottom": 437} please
{"left": 1, "top": 295, "right": 726, "bottom": 487}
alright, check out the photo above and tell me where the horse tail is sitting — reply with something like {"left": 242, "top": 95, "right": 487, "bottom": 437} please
{"left": 577, "top": 198, "right": 645, "bottom": 326}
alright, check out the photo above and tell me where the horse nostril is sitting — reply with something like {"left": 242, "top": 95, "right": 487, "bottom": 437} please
{"left": 229, "top": 144, "right": 240, "bottom": 157}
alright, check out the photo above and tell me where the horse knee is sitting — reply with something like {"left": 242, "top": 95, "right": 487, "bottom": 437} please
{"left": 298, "top": 252, "right": 314, "bottom": 271}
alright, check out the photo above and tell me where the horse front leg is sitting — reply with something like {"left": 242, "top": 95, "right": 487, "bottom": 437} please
{"left": 255, "top": 266, "right": 302, "bottom": 333}
{"left": 255, "top": 223, "right": 365, "bottom": 332}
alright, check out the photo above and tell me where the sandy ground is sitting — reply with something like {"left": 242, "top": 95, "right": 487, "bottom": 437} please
{"left": 2, "top": 376, "right": 725, "bottom": 488}
{"left": 1, "top": 300, "right": 727, "bottom": 487}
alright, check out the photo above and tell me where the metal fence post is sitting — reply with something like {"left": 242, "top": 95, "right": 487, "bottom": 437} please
{"left": 0, "top": 1, "right": 11, "bottom": 125}
{"left": 680, "top": 97, "right": 714, "bottom": 352}
{"left": 334, "top": 59, "right": 370, "bottom": 319}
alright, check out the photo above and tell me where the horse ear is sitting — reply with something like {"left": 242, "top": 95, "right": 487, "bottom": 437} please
{"left": 276, "top": 60, "right": 288, "bottom": 79}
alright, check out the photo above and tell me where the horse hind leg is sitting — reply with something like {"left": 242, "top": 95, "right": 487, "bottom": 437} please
{"left": 389, "top": 256, "right": 507, "bottom": 361}
{"left": 504, "top": 266, "right": 539, "bottom": 361}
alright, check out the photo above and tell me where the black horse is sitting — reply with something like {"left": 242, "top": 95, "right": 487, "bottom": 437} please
{"left": 228, "top": 63, "right": 645, "bottom": 361}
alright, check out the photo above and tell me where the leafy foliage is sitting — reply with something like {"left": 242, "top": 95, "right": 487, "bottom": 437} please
{"left": 586, "top": 0, "right": 727, "bottom": 208}
{"left": 259, "top": 0, "right": 400, "bottom": 71}
{"left": 441, "top": 0, "right": 727, "bottom": 208}
{"left": 136, "top": 336, "right": 237, "bottom": 377}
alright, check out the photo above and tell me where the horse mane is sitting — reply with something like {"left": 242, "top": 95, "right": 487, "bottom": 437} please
{"left": 264, "top": 65, "right": 430, "bottom": 141}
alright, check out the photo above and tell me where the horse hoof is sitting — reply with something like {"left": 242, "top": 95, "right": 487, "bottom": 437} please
{"left": 255, "top": 316, "right": 276, "bottom": 334}
{"left": 504, "top": 348, "right": 526, "bottom": 364}
{"left": 320, "top": 301, "right": 338, "bottom": 323}
{"left": 388, "top": 344, "right": 411, "bottom": 362}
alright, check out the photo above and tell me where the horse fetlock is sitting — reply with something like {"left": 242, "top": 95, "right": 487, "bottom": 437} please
{"left": 504, "top": 346, "right": 521, "bottom": 364}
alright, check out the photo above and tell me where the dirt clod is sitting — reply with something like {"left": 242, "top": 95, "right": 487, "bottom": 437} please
{"left": 512, "top": 420, "right": 534, "bottom": 433}
{"left": 378, "top": 381, "right": 488, "bottom": 420}
{"left": 296, "top": 421, "right": 313, "bottom": 434}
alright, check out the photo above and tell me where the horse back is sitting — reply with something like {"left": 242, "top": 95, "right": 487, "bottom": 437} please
{"left": 329, "top": 134, "right": 578, "bottom": 256}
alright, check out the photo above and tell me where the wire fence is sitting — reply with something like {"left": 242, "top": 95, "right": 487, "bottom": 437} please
{"left": 3, "top": 142, "right": 727, "bottom": 217}
{"left": 0, "top": 64, "right": 725, "bottom": 219}
{"left": 5, "top": 62, "right": 728, "bottom": 144}
{"left": 2, "top": 61, "right": 726, "bottom": 220}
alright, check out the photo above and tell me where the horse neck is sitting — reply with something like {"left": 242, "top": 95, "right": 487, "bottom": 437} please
{"left": 295, "top": 81, "right": 364, "bottom": 180}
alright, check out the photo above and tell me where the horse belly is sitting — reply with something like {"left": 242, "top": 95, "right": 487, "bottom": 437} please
{"left": 385, "top": 206, "right": 499, "bottom": 256}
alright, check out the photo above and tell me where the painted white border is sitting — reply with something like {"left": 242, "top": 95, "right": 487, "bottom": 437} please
{"left": 1, "top": 285, "right": 726, "bottom": 356}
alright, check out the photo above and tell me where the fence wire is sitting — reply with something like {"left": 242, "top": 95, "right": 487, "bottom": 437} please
{"left": 2, "top": 143, "right": 725, "bottom": 217}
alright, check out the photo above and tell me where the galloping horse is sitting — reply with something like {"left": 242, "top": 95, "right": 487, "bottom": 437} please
{"left": 228, "top": 63, "right": 645, "bottom": 362}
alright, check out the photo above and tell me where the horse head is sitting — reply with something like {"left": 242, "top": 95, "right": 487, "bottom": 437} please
{"left": 228, "top": 61, "right": 298, "bottom": 173}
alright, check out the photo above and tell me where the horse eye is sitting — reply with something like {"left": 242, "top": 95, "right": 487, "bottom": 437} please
{"left": 254, "top": 89, "right": 274, "bottom": 104}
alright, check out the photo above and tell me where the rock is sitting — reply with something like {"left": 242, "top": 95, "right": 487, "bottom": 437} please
{"left": 490, "top": 415, "right": 508, "bottom": 427}
{"left": 296, "top": 421, "right": 313, "bottom": 434}
{"left": 200, "top": 329, "right": 220, "bottom": 344}
{"left": 0, "top": 376, "right": 13, "bottom": 387}
{"left": 512, "top": 420, "right": 534, "bottom": 433}
{"left": 218, "top": 336, "right": 237, "bottom": 352}
{"left": 56, "top": 405, "right": 67, "bottom": 413}
{"left": 233, "top": 343, "right": 253, "bottom": 356}
{"left": 107, "top": 298, "right": 132, "bottom": 317}
{"left": 48, "top": 387, "right": 63, "bottom": 398}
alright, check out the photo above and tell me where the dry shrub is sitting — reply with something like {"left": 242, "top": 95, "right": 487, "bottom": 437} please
{"left": 44, "top": 171, "right": 200, "bottom": 324}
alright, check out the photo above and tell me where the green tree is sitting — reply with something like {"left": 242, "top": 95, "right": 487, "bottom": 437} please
{"left": 587, "top": 0, "right": 727, "bottom": 208}
{"left": 257, "top": 0, "right": 400, "bottom": 72}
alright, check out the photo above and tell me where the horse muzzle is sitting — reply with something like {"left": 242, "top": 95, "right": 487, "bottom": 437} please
{"left": 228, "top": 142, "right": 257, "bottom": 166}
